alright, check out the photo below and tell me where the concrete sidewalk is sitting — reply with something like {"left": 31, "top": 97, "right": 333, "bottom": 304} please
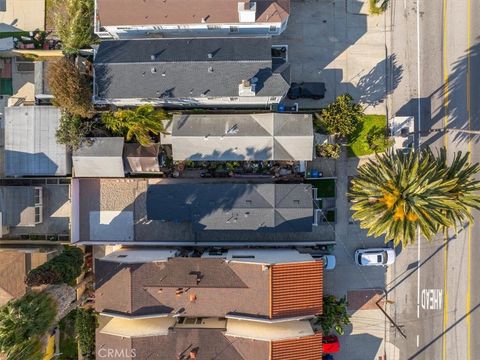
{"left": 278, "top": 0, "right": 389, "bottom": 114}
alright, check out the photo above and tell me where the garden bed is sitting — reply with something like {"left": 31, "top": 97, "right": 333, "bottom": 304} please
{"left": 307, "top": 178, "right": 336, "bottom": 198}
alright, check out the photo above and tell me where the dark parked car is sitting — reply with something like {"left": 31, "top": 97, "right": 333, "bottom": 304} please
{"left": 287, "top": 82, "right": 326, "bottom": 100}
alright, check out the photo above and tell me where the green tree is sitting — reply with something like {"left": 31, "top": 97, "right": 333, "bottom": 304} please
{"left": 56, "top": 112, "right": 91, "bottom": 150}
{"left": 48, "top": 58, "right": 94, "bottom": 118}
{"left": 366, "top": 125, "right": 393, "bottom": 152}
{"left": 102, "top": 105, "right": 170, "bottom": 146}
{"left": 51, "top": 0, "right": 95, "bottom": 54}
{"left": 26, "top": 247, "right": 84, "bottom": 287}
{"left": 315, "top": 94, "right": 364, "bottom": 137}
{"left": 0, "top": 292, "right": 56, "bottom": 355}
{"left": 349, "top": 148, "right": 480, "bottom": 247}
{"left": 75, "top": 309, "right": 97, "bottom": 360}
{"left": 314, "top": 295, "right": 350, "bottom": 335}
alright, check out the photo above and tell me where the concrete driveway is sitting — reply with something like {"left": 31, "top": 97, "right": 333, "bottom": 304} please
{"left": 276, "top": 0, "right": 389, "bottom": 113}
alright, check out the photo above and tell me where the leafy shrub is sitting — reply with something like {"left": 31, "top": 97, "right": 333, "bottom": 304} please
{"left": 75, "top": 309, "right": 97, "bottom": 360}
{"left": 314, "top": 94, "right": 364, "bottom": 137}
{"left": 314, "top": 295, "right": 351, "bottom": 335}
{"left": 51, "top": 0, "right": 95, "bottom": 54}
{"left": 48, "top": 58, "right": 94, "bottom": 118}
{"left": 56, "top": 112, "right": 91, "bottom": 150}
{"left": 316, "top": 143, "right": 341, "bottom": 159}
{"left": 366, "top": 125, "right": 393, "bottom": 152}
{"left": 26, "top": 247, "right": 84, "bottom": 287}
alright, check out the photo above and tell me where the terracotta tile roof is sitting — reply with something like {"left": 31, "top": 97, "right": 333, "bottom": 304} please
{"left": 271, "top": 333, "right": 322, "bottom": 360}
{"left": 270, "top": 261, "right": 323, "bottom": 318}
{"left": 97, "top": 0, "right": 290, "bottom": 27}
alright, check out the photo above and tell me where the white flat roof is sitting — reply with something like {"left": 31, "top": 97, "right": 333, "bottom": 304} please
{"left": 101, "top": 249, "right": 177, "bottom": 263}
{"left": 201, "top": 249, "right": 314, "bottom": 265}
{"left": 225, "top": 319, "right": 314, "bottom": 341}
{"left": 99, "top": 316, "right": 175, "bottom": 338}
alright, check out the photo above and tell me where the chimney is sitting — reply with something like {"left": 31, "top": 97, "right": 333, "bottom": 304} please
{"left": 238, "top": 79, "right": 256, "bottom": 96}
{"left": 189, "top": 293, "right": 197, "bottom": 302}
{"left": 190, "top": 350, "right": 198, "bottom": 359}
{"left": 238, "top": 1, "right": 256, "bottom": 23}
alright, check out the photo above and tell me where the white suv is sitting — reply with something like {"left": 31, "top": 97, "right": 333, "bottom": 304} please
{"left": 354, "top": 248, "right": 396, "bottom": 267}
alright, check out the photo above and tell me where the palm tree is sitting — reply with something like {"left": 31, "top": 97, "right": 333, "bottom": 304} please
{"left": 349, "top": 148, "right": 480, "bottom": 247}
{"left": 0, "top": 286, "right": 76, "bottom": 360}
{"left": 102, "top": 105, "right": 170, "bottom": 146}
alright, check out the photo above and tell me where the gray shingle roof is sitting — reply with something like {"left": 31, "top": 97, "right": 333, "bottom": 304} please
{"left": 146, "top": 183, "right": 313, "bottom": 232}
{"left": 4, "top": 106, "right": 70, "bottom": 176}
{"left": 168, "top": 113, "right": 313, "bottom": 161}
{"left": 94, "top": 38, "right": 290, "bottom": 101}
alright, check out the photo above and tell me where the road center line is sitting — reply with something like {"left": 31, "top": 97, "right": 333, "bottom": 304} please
{"left": 465, "top": 0, "right": 472, "bottom": 359}
{"left": 441, "top": 1, "right": 449, "bottom": 359}
{"left": 416, "top": 0, "right": 422, "bottom": 320}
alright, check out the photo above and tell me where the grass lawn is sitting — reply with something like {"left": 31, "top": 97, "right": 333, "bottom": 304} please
{"left": 307, "top": 179, "right": 336, "bottom": 198}
{"left": 59, "top": 310, "right": 78, "bottom": 360}
{"left": 347, "top": 115, "right": 387, "bottom": 157}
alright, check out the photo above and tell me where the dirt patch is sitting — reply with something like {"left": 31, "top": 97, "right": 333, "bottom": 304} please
{"left": 347, "top": 289, "right": 384, "bottom": 310}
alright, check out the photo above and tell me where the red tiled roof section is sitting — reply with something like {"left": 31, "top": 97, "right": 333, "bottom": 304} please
{"left": 270, "top": 261, "right": 323, "bottom": 318}
{"left": 271, "top": 333, "right": 322, "bottom": 360}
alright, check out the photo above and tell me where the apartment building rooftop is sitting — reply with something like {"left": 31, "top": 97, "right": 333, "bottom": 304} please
{"left": 96, "top": 0, "right": 290, "bottom": 27}
{"left": 72, "top": 178, "right": 316, "bottom": 244}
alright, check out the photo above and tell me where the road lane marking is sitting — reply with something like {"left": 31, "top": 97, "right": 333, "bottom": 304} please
{"left": 443, "top": 234, "right": 449, "bottom": 360}
{"left": 442, "top": 0, "right": 449, "bottom": 358}
{"left": 442, "top": 0, "right": 449, "bottom": 148}
{"left": 466, "top": 0, "right": 472, "bottom": 359}
{"left": 421, "top": 289, "right": 443, "bottom": 310}
{"left": 417, "top": 334, "right": 420, "bottom": 347}
{"left": 416, "top": 0, "right": 422, "bottom": 320}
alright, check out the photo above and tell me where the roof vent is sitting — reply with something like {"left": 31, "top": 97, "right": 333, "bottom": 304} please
{"left": 151, "top": 67, "right": 157, "bottom": 73}
{"left": 150, "top": 54, "right": 156, "bottom": 60}
{"left": 207, "top": 53, "right": 213, "bottom": 59}
{"left": 208, "top": 66, "right": 213, "bottom": 73}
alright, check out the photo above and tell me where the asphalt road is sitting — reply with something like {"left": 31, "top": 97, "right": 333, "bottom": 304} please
{"left": 388, "top": 0, "right": 480, "bottom": 359}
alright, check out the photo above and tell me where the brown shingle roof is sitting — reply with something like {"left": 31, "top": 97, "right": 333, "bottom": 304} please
{"left": 96, "top": 328, "right": 270, "bottom": 360}
{"left": 270, "top": 261, "right": 323, "bottom": 318}
{"left": 271, "top": 333, "right": 323, "bottom": 360}
{"left": 97, "top": 0, "right": 289, "bottom": 27}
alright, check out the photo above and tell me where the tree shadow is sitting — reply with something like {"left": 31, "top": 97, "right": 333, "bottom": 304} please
{"left": 356, "top": 54, "right": 404, "bottom": 107}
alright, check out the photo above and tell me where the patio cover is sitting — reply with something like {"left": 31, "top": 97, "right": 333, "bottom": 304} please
{"left": 166, "top": 113, "right": 313, "bottom": 161}
{"left": 123, "top": 143, "right": 161, "bottom": 174}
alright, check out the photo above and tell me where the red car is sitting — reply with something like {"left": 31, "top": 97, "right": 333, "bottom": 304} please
{"left": 323, "top": 335, "right": 340, "bottom": 354}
